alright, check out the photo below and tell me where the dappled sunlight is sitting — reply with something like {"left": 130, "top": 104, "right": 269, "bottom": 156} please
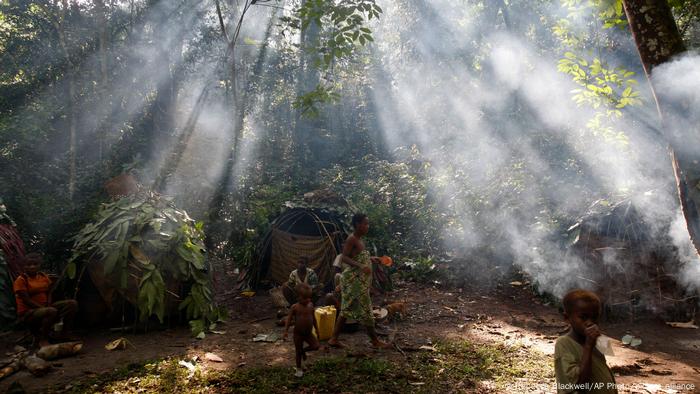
{"left": 2, "top": 0, "right": 700, "bottom": 392}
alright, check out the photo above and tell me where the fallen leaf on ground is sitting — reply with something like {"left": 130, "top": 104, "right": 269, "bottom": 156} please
{"left": 205, "top": 352, "right": 224, "bottom": 362}
{"left": 105, "top": 338, "right": 130, "bottom": 351}
{"left": 665, "top": 321, "right": 699, "bottom": 329}
{"left": 253, "top": 333, "right": 279, "bottom": 342}
{"left": 418, "top": 345, "right": 437, "bottom": 352}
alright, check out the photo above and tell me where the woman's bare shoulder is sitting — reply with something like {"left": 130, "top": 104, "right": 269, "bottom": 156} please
{"left": 344, "top": 235, "right": 359, "bottom": 248}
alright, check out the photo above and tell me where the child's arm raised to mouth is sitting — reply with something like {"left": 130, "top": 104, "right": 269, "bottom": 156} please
{"left": 576, "top": 323, "right": 601, "bottom": 385}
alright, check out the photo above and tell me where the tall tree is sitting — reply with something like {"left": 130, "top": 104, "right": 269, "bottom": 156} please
{"left": 94, "top": 0, "right": 109, "bottom": 160}
{"left": 621, "top": 0, "right": 700, "bottom": 254}
{"left": 53, "top": 0, "right": 79, "bottom": 201}
{"left": 293, "top": 0, "right": 321, "bottom": 174}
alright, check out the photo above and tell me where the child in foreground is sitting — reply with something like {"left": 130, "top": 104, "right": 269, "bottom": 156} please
{"left": 283, "top": 283, "right": 321, "bottom": 377}
{"left": 554, "top": 289, "right": 617, "bottom": 394}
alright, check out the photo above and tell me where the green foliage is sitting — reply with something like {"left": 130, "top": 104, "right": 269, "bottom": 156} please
{"left": 560, "top": 0, "right": 626, "bottom": 29}
{"left": 206, "top": 173, "right": 302, "bottom": 273}
{"left": 558, "top": 53, "right": 640, "bottom": 112}
{"left": 292, "top": 83, "right": 340, "bottom": 118}
{"left": 69, "top": 193, "right": 222, "bottom": 336}
{"left": 283, "top": 0, "right": 382, "bottom": 118}
{"left": 555, "top": 0, "right": 644, "bottom": 146}
{"left": 319, "top": 147, "right": 445, "bottom": 260}
{"left": 670, "top": 0, "right": 700, "bottom": 47}
{"left": 0, "top": 198, "right": 15, "bottom": 226}
{"left": 399, "top": 255, "right": 442, "bottom": 284}
{"left": 585, "top": 112, "right": 629, "bottom": 143}
{"left": 0, "top": 0, "right": 147, "bottom": 265}
{"left": 295, "top": 0, "right": 381, "bottom": 70}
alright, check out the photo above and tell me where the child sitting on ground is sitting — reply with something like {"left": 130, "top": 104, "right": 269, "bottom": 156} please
{"left": 283, "top": 283, "right": 321, "bottom": 377}
{"left": 14, "top": 253, "right": 78, "bottom": 347}
{"left": 555, "top": 289, "right": 617, "bottom": 394}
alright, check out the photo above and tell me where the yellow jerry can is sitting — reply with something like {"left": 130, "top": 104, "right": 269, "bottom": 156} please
{"left": 312, "top": 305, "right": 337, "bottom": 340}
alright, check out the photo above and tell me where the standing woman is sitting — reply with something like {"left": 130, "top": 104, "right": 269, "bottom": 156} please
{"left": 328, "top": 213, "right": 390, "bottom": 349}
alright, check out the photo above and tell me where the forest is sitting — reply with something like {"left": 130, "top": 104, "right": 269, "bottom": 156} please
{"left": 1, "top": 0, "right": 700, "bottom": 392}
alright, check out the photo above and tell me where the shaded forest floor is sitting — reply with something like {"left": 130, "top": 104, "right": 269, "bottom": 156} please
{"left": 2, "top": 279, "right": 700, "bottom": 393}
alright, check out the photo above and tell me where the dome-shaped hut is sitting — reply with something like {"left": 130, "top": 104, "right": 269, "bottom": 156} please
{"left": 249, "top": 190, "right": 349, "bottom": 289}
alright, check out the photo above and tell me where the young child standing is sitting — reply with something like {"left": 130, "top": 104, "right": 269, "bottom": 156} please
{"left": 283, "top": 283, "right": 320, "bottom": 377}
{"left": 555, "top": 289, "right": 617, "bottom": 393}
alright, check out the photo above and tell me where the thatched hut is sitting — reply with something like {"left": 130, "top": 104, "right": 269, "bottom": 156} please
{"left": 566, "top": 196, "right": 696, "bottom": 320}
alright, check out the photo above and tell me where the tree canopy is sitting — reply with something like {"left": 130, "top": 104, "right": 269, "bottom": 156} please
{"left": 1, "top": 0, "right": 699, "bottom": 302}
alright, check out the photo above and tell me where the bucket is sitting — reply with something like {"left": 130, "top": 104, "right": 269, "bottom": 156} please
{"left": 313, "top": 306, "right": 337, "bottom": 340}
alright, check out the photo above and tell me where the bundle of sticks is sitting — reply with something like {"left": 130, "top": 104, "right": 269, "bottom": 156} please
{"left": 0, "top": 342, "right": 82, "bottom": 380}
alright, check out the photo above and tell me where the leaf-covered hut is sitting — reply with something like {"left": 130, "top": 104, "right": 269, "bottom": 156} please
{"left": 69, "top": 191, "right": 222, "bottom": 335}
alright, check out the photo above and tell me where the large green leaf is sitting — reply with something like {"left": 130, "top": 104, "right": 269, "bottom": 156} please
{"left": 66, "top": 261, "right": 76, "bottom": 279}
{"left": 102, "top": 250, "right": 121, "bottom": 275}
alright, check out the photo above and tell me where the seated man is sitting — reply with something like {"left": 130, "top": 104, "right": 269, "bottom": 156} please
{"left": 282, "top": 256, "right": 322, "bottom": 305}
{"left": 332, "top": 254, "right": 343, "bottom": 291}
{"left": 321, "top": 254, "right": 344, "bottom": 310}
{"left": 14, "top": 253, "right": 78, "bottom": 347}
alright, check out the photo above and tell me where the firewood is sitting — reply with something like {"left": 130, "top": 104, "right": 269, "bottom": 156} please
{"left": 22, "top": 355, "right": 51, "bottom": 376}
{"left": 37, "top": 342, "right": 83, "bottom": 360}
{"left": 0, "top": 360, "right": 21, "bottom": 380}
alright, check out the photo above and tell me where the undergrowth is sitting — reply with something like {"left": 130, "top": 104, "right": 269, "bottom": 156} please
{"left": 61, "top": 339, "right": 553, "bottom": 393}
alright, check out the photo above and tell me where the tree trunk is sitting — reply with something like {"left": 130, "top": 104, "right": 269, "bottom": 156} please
{"left": 293, "top": 0, "right": 321, "bottom": 173}
{"left": 67, "top": 73, "right": 77, "bottom": 201}
{"left": 621, "top": 0, "right": 700, "bottom": 255}
{"left": 54, "top": 0, "right": 78, "bottom": 201}
{"left": 205, "top": 8, "right": 278, "bottom": 250}
{"left": 144, "top": 0, "right": 182, "bottom": 168}
{"left": 94, "top": 0, "right": 109, "bottom": 160}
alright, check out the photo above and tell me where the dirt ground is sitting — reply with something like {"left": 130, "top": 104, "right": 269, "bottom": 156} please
{"left": 1, "top": 279, "right": 699, "bottom": 393}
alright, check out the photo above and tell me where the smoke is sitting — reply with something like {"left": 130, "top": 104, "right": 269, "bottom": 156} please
{"left": 652, "top": 52, "right": 700, "bottom": 159}
{"left": 366, "top": 0, "right": 700, "bottom": 301}
{"left": 7, "top": 0, "right": 699, "bottom": 305}
{"left": 53, "top": 0, "right": 277, "bottom": 203}
{"left": 652, "top": 53, "right": 700, "bottom": 292}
